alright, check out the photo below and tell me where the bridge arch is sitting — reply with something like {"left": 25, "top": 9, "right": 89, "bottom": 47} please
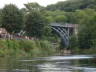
{"left": 51, "top": 23, "right": 78, "bottom": 48}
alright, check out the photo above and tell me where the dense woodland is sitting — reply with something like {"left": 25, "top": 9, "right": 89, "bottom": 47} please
{"left": 0, "top": 0, "right": 96, "bottom": 57}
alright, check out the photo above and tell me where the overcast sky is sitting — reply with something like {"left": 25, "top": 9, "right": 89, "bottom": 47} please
{"left": 0, "top": 0, "right": 66, "bottom": 8}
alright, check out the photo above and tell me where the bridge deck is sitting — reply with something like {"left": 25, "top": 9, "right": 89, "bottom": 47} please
{"left": 51, "top": 23, "right": 78, "bottom": 28}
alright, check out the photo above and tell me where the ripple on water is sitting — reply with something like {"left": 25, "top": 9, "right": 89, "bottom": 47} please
{"left": 5, "top": 55, "right": 96, "bottom": 72}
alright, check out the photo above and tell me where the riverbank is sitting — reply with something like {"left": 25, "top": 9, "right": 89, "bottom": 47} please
{"left": 0, "top": 39, "right": 55, "bottom": 58}
{"left": 72, "top": 48, "right": 96, "bottom": 55}
{"left": 0, "top": 39, "right": 56, "bottom": 69}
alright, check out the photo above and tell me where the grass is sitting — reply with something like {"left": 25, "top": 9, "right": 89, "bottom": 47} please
{"left": 0, "top": 39, "right": 55, "bottom": 57}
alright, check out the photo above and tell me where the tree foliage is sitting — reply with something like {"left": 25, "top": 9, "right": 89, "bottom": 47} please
{"left": 46, "top": 0, "right": 96, "bottom": 11}
{"left": 1, "top": 4, "right": 23, "bottom": 33}
{"left": 25, "top": 10, "right": 51, "bottom": 38}
{"left": 44, "top": 10, "right": 67, "bottom": 23}
{"left": 24, "top": 2, "right": 44, "bottom": 11}
{"left": 76, "top": 9, "right": 96, "bottom": 49}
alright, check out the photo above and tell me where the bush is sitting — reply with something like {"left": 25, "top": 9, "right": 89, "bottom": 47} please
{"left": 0, "top": 39, "right": 55, "bottom": 57}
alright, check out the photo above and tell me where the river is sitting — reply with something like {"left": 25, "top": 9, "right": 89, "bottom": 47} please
{"left": 1, "top": 55, "right": 95, "bottom": 72}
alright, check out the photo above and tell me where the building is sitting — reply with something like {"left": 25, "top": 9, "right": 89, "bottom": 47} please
{"left": 0, "top": 28, "right": 10, "bottom": 38}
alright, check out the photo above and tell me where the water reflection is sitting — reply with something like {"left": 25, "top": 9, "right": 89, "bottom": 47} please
{"left": 0, "top": 55, "right": 96, "bottom": 72}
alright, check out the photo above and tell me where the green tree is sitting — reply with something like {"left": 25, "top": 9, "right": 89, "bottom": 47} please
{"left": 25, "top": 10, "right": 51, "bottom": 38}
{"left": 46, "top": 0, "right": 96, "bottom": 12}
{"left": 76, "top": 9, "right": 96, "bottom": 49}
{"left": 44, "top": 10, "right": 67, "bottom": 23}
{"left": 54, "top": 15, "right": 67, "bottom": 23}
{"left": 0, "top": 9, "right": 2, "bottom": 27}
{"left": 24, "top": 2, "right": 44, "bottom": 11}
{"left": 65, "top": 12, "right": 77, "bottom": 23}
{"left": 1, "top": 4, "right": 23, "bottom": 33}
